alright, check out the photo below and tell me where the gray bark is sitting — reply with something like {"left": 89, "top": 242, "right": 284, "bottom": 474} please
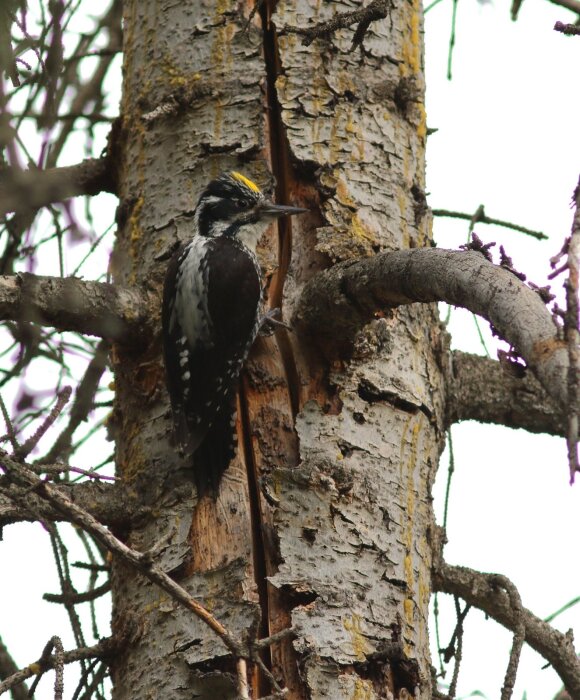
{"left": 110, "top": 1, "right": 269, "bottom": 698}
{"left": 0, "top": 157, "right": 115, "bottom": 217}
{"left": 447, "top": 351, "right": 564, "bottom": 436}
{"left": 110, "top": 0, "right": 442, "bottom": 697}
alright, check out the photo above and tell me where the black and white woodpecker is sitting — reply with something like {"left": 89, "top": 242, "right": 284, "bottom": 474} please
{"left": 162, "top": 171, "right": 306, "bottom": 496}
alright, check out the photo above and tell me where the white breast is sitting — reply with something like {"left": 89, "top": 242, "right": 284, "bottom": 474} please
{"left": 171, "top": 237, "right": 213, "bottom": 348}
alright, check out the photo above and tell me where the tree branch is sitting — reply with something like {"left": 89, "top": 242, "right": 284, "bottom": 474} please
{"left": 39, "top": 339, "right": 110, "bottom": 463}
{"left": 280, "top": 0, "right": 392, "bottom": 48}
{"left": 0, "top": 157, "right": 116, "bottom": 217}
{"left": 447, "top": 351, "right": 565, "bottom": 436}
{"left": 0, "top": 273, "right": 150, "bottom": 342}
{"left": 0, "top": 479, "right": 148, "bottom": 528}
{"left": 0, "top": 637, "right": 115, "bottom": 698}
{"left": 433, "top": 560, "right": 580, "bottom": 699}
{"left": 0, "top": 454, "right": 244, "bottom": 659}
{"left": 0, "top": 636, "right": 29, "bottom": 700}
{"left": 548, "top": 0, "right": 580, "bottom": 16}
{"left": 432, "top": 207, "right": 547, "bottom": 240}
{"left": 296, "top": 248, "right": 568, "bottom": 410}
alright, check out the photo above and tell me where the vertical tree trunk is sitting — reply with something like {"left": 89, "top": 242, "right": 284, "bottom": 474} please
{"left": 110, "top": 0, "right": 446, "bottom": 697}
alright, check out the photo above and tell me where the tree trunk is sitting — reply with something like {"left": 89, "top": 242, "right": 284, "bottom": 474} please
{"left": 110, "top": 0, "right": 445, "bottom": 698}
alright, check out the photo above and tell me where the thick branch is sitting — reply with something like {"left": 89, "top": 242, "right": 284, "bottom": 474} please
{"left": 447, "top": 351, "right": 565, "bottom": 436}
{"left": 0, "top": 157, "right": 116, "bottom": 217}
{"left": 0, "top": 479, "right": 148, "bottom": 527}
{"left": 548, "top": 0, "right": 580, "bottom": 16}
{"left": 296, "top": 248, "right": 568, "bottom": 409}
{"left": 433, "top": 561, "right": 580, "bottom": 699}
{"left": 0, "top": 273, "right": 149, "bottom": 342}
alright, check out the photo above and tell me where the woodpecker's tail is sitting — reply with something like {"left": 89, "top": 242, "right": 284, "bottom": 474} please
{"left": 192, "top": 401, "right": 238, "bottom": 498}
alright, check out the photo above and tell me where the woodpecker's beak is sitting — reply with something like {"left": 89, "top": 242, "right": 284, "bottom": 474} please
{"left": 258, "top": 202, "right": 308, "bottom": 219}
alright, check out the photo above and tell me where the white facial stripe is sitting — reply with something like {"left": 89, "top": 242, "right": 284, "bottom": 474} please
{"left": 236, "top": 219, "right": 270, "bottom": 253}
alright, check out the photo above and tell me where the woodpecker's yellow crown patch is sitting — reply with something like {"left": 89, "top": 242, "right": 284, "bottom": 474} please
{"left": 231, "top": 171, "right": 261, "bottom": 194}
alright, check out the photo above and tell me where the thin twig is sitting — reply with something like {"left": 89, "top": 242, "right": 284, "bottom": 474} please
{"left": 447, "top": 596, "right": 467, "bottom": 699}
{"left": 432, "top": 208, "right": 547, "bottom": 240}
{"left": 16, "top": 386, "right": 72, "bottom": 460}
{"left": 27, "top": 636, "right": 65, "bottom": 700}
{"left": 0, "top": 638, "right": 115, "bottom": 697}
{"left": 564, "top": 175, "right": 580, "bottom": 483}
{"left": 44, "top": 580, "right": 111, "bottom": 604}
{"left": 236, "top": 658, "right": 250, "bottom": 699}
{"left": 39, "top": 340, "right": 109, "bottom": 464}
{"left": 442, "top": 430, "right": 455, "bottom": 531}
{"left": 545, "top": 595, "right": 580, "bottom": 623}
{"left": 489, "top": 575, "right": 525, "bottom": 700}
{"left": 0, "top": 393, "right": 20, "bottom": 452}
{"left": 0, "top": 453, "right": 243, "bottom": 657}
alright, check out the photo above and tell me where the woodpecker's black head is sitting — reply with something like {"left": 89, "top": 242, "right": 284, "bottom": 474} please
{"left": 194, "top": 171, "right": 307, "bottom": 249}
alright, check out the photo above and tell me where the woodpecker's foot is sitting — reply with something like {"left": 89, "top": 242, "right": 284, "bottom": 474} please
{"left": 259, "top": 307, "right": 293, "bottom": 336}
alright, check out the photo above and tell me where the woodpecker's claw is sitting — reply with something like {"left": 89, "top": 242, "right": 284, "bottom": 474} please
{"left": 259, "top": 307, "right": 293, "bottom": 336}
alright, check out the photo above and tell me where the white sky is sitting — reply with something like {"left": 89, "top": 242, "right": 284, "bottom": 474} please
{"left": 425, "top": 1, "right": 580, "bottom": 698}
{"left": 1, "top": 2, "right": 580, "bottom": 699}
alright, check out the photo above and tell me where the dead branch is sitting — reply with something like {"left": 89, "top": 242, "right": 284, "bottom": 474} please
{"left": 280, "top": 0, "right": 392, "bottom": 49}
{"left": 0, "top": 454, "right": 244, "bottom": 658}
{"left": 548, "top": 0, "right": 580, "bottom": 17}
{"left": 0, "top": 453, "right": 293, "bottom": 695}
{"left": 39, "top": 339, "right": 110, "bottom": 463}
{"left": 563, "top": 176, "right": 580, "bottom": 482}
{"left": 554, "top": 20, "right": 580, "bottom": 34}
{"left": 432, "top": 207, "right": 547, "bottom": 240}
{"left": 446, "top": 351, "right": 565, "bottom": 436}
{"left": 0, "top": 637, "right": 115, "bottom": 697}
{"left": 0, "top": 157, "right": 116, "bottom": 217}
{"left": 0, "top": 636, "right": 29, "bottom": 700}
{"left": 0, "top": 273, "right": 150, "bottom": 342}
{"left": 296, "top": 248, "right": 569, "bottom": 411}
{"left": 432, "top": 560, "right": 580, "bottom": 699}
{"left": 0, "top": 478, "right": 146, "bottom": 528}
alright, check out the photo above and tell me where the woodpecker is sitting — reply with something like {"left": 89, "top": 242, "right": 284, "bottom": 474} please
{"left": 162, "top": 171, "right": 306, "bottom": 496}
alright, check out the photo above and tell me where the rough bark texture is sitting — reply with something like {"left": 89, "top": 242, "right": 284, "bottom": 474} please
{"left": 0, "top": 480, "right": 147, "bottom": 528}
{"left": 110, "top": 1, "right": 271, "bottom": 698}
{"left": 447, "top": 351, "right": 565, "bottom": 437}
{"left": 0, "top": 273, "right": 149, "bottom": 341}
{"left": 267, "top": 0, "right": 443, "bottom": 696}
{"left": 110, "top": 0, "right": 443, "bottom": 698}
{"left": 296, "top": 248, "right": 569, "bottom": 410}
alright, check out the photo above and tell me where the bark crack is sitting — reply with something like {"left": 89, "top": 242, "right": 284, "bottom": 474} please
{"left": 260, "top": 1, "right": 301, "bottom": 422}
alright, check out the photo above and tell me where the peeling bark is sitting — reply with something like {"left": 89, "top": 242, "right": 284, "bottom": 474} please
{"left": 110, "top": 1, "right": 273, "bottom": 698}
{"left": 270, "top": 0, "right": 441, "bottom": 696}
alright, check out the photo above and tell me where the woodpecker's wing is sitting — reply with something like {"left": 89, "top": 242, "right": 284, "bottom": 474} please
{"left": 162, "top": 235, "right": 261, "bottom": 493}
